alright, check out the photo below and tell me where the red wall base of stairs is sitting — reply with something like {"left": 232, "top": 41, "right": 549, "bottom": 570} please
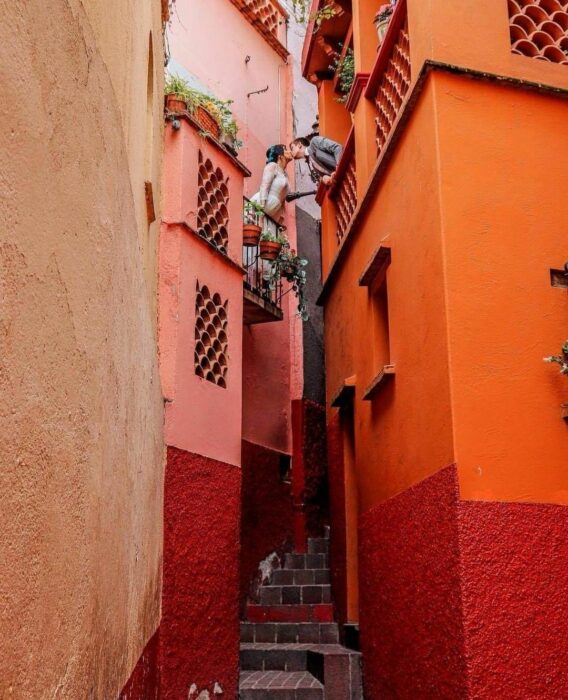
{"left": 359, "top": 464, "right": 568, "bottom": 699}
{"left": 160, "top": 446, "right": 241, "bottom": 699}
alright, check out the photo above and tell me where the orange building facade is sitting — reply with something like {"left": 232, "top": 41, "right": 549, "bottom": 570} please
{"left": 304, "top": 0, "right": 568, "bottom": 695}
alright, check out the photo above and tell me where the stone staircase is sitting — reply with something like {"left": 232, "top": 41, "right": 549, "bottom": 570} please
{"left": 239, "top": 533, "right": 362, "bottom": 699}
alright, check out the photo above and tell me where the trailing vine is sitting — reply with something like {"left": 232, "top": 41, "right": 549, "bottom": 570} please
{"left": 330, "top": 47, "right": 355, "bottom": 102}
{"left": 544, "top": 341, "right": 568, "bottom": 375}
{"left": 291, "top": 0, "right": 338, "bottom": 28}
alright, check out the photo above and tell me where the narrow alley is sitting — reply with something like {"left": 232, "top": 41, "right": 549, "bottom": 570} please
{"left": 1, "top": 0, "right": 568, "bottom": 698}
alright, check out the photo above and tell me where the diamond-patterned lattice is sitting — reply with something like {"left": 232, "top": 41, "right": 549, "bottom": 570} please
{"left": 194, "top": 282, "right": 229, "bottom": 388}
{"left": 335, "top": 153, "right": 357, "bottom": 243}
{"left": 374, "top": 19, "right": 411, "bottom": 157}
{"left": 509, "top": 0, "right": 568, "bottom": 64}
{"left": 197, "top": 152, "right": 230, "bottom": 254}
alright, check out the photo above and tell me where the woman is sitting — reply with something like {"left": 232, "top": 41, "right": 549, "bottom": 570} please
{"left": 250, "top": 144, "right": 292, "bottom": 224}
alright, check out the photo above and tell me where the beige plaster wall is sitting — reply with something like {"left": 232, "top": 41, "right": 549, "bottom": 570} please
{"left": 0, "top": 0, "right": 165, "bottom": 697}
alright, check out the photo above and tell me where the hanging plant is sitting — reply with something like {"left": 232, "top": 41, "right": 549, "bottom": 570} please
{"left": 266, "top": 244, "right": 310, "bottom": 321}
{"left": 330, "top": 47, "right": 355, "bottom": 103}
{"left": 544, "top": 341, "right": 568, "bottom": 375}
{"left": 291, "top": 0, "right": 338, "bottom": 29}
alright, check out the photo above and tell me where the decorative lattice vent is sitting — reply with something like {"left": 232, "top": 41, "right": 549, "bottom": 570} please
{"left": 509, "top": 0, "right": 568, "bottom": 64}
{"left": 241, "top": 0, "right": 279, "bottom": 36}
{"left": 374, "top": 20, "right": 411, "bottom": 156}
{"left": 197, "top": 152, "right": 230, "bottom": 254}
{"left": 194, "top": 282, "right": 229, "bottom": 388}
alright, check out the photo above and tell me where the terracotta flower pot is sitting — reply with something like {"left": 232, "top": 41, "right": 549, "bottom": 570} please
{"left": 259, "top": 240, "right": 282, "bottom": 261}
{"left": 243, "top": 223, "right": 262, "bottom": 247}
{"left": 165, "top": 93, "right": 187, "bottom": 112}
{"left": 196, "top": 105, "right": 221, "bottom": 139}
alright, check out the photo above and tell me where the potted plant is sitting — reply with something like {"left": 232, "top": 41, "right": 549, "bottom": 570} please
{"left": 243, "top": 201, "right": 264, "bottom": 247}
{"left": 259, "top": 229, "right": 288, "bottom": 261}
{"left": 164, "top": 75, "right": 241, "bottom": 146}
{"left": 330, "top": 46, "right": 355, "bottom": 104}
{"left": 374, "top": 1, "right": 396, "bottom": 44}
{"left": 164, "top": 74, "right": 190, "bottom": 112}
{"left": 275, "top": 247, "right": 310, "bottom": 321}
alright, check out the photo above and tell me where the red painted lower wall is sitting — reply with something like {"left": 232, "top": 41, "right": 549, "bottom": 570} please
{"left": 359, "top": 465, "right": 468, "bottom": 699}
{"left": 326, "top": 412, "right": 348, "bottom": 627}
{"left": 240, "top": 440, "right": 294, "bottom": 614}
{"left": 160, "top": 446, "right": 241, "bottom": 700}
{"left": 459, "top": 499, "right": 568, "bottom": 699}
{"left": 119, "top": 629, "right": 160, "bottom": 700}
{"left": 358, "top": 464, "right": 568, "bottom": 698}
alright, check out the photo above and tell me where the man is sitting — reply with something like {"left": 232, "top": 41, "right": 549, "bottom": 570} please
{"left": 290, "top": 134, "right": 343, "bottom": 186}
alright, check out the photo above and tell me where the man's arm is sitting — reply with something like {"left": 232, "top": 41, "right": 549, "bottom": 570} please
{"left": 318, "top": 137, "right": 343, "bottom": 166}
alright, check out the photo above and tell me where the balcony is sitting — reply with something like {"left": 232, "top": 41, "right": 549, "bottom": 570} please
{"left": 365, "top": 0, "right": 411, "bottom": 159}
{"left": 242, "top": 197, "right": 284, "bottom": 324}
{"left": 328, "top": 127, "right": 357, "bottom": 244}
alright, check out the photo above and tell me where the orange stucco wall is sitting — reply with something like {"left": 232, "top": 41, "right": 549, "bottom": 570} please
{"left": 0, "top": 0, "right": 165, "bottom": 698}
{"left": 168, "top": 0, "right": 303, "bottom": 454}
{"left": 318, "top": 0, "right": 568, "bottom": 518}
{"left": 434, "top": 74, "right": 568, "bottom": 504}
{"left": 324, "top": 79, "right": 455, "bottom": 511}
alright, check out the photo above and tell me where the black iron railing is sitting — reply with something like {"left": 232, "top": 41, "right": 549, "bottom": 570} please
{"left": 243, "top": 197, "right": 284, "bottom": 310}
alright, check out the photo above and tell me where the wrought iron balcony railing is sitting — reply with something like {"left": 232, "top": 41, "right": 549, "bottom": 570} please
{"left": 242, "top": 197, "right": 284, "bottom": 324}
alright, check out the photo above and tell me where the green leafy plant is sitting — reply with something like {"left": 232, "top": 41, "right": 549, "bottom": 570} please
{"left": 259, "top": 229, "right": 289, "bottom": 245}
{"left": 164, "top": 74, "right": 242, "bottom": 150}
{"left": 544, "top": 341, "right": 568, "bottom": 375}
{"left": 269, "top": 245, "right": 310, "bottom": 321}
{"left": 291, "top": 0, "right": 337, "bottom": 28}
{"left": 330, "top": 47, "right": 355, "bottom": 103}
{"left": 243, "top": 200, "right": 265, "bottom": 224}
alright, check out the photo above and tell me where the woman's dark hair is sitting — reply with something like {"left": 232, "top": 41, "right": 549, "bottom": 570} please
{"left": 266, "top": 144, "right": 286, "bottom": 164}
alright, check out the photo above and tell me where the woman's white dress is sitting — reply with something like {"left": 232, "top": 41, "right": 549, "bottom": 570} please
{"left": 250, "top": 162, "right": 290, "bottom": 222}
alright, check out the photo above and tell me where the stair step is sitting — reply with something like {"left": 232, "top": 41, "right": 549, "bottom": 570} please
{"left": 239, "top": 670, "right": 323, "bottom": 699}
{"left": 259, "top": 585, "right": 331, "bottom": 606}
{"left": 307, "top": 538, "right": 329, "bottom": 555}
{"left": 247, "top": 604, "right": 334, "bottom": 624}
{"left": 241, "top": 643, "right": 312, "bottom": 671}
{"left": 284, "top": 553, "right": 328, "bottom": 570}
{"left": 241, "top": 622, "right": 339, "bottom": 645}
{"left": 240, "top": 643, "right": 355, "bottom": 672}
{"left": 271, "top": 569, "right": 330, "bottom": 586}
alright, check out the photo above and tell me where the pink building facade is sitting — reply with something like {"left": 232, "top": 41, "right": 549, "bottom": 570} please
{"left": 155, "top": 1, "right": 322, "bottom": 696}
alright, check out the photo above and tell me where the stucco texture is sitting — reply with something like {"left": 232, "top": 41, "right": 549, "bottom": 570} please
{"left": 359, "top": 466, "right": 468, "bottom": 700}
{"left": 359, "top": 465, "right": 568, "bottom": 698}
{"left": 161, "top": 447, "right": 241, "bottom": 700}
{"left": 0, "top": 0, "right": 165, "bottom": 697}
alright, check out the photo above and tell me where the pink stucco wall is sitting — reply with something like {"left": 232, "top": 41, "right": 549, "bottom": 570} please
{"left": 168, "top": 0, "right": 304, "bottom": 455}
{"left": 160, "top": 119, "right": 245, "bottom": 467}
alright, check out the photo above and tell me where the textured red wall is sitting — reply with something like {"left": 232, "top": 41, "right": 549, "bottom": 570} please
{"left": 160, "top": 447, "right": 241, "bottom": 699}
{"left": 301, "top": 400, "right": 330, "bottom": 538}
{"left": 240, "top": 440, "right": 294, "bottom": 613}
{"left": 459, "top": 500, "right": 568, "bottom": 698}
{"left": 119, "top": 630, "right": 160, "bottom": 700}
{"left": 327, "top": 413, "right": 348, "bottom": 627}
{"left": 358, "top": 465, "right": 568, "bottom": 698}
{"left": 359, "top": 466, "right": 468, "bottom": 699}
